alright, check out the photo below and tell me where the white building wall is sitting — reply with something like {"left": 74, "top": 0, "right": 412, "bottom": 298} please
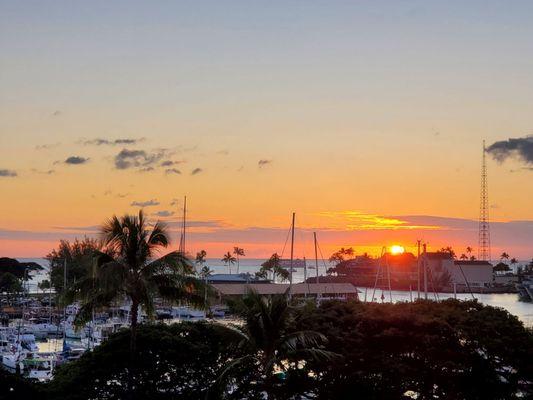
{"left": 451, "top": 263, "right": 493, "bottom": 287}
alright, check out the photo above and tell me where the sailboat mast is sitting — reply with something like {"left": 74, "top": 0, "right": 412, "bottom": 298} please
{"left": 63, "top": 258, "right": 67, "bottom": 337}
{"left": 313, "top": 232, "right": 319, "bottom": 284}
{"left": 289, "top": 212, "right": 295, "bottom": 296}
{"left": 182, "top": 195, "right": 187, "bottom": 255}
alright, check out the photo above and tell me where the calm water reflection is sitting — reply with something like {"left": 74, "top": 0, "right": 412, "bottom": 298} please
{"left": 359, "top": 287, "right": 533, "bottom": 327}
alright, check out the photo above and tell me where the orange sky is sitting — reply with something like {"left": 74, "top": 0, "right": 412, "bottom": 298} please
{"left": 1, "top": 2, "right": 532, "bottom": 260}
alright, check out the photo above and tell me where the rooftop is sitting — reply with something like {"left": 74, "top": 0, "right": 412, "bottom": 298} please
{"left": 454, "top": 260, "right": 493, "bottom": 266}
{"left": 425, "top": 252, "right": 454, "bottom": 260}
{"left": 211, "top": 282, "right": 359, "bottom": 296}
{"left": 207, "top": 273, "right": 269, "bottom": 283}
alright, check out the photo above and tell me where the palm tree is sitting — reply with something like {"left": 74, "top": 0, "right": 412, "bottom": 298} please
{"left": 440, "top": 246, "right": 456, "bottom": 259}
{"left": 195, "top": 250, "right": 207, "bottom": 270}
{"left": 466, "top": 246, "right": 473, "bottom": 255}
{"left": 64, "top": 210, "right": 205, "bottom": 354}
{"left": 460, "top": 253, "right": 468, "bottom": 260}
{"left": 256, "top": 253, "right": 289, "bottom": 283}
{"left": 501, "top": 252, "right": 510, "bottom": 261}
{"left": 199, "top": 265, "right": 213, "bottom": 313}
{"left": 233, "top": 247, "right": 245, "bottom": 274}
{"left": 218, "top": 290, "right": 335, "bottom": 397}
{"left": 222, "top": 251, "right": 237, "bottom": 274}
{"left": 343, "top": 247, "right": 355, "bottom": 258}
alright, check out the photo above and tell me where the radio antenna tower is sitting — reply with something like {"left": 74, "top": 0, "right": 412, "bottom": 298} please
{"left": 478, "top": 140, "right": 491, "bottom": 261}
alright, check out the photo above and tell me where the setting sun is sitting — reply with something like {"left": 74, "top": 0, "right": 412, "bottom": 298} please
{"left": 390, "top": 245, "right": 405, "bottom": 255}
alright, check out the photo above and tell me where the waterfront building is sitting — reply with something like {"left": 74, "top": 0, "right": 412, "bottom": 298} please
{"left": 423, "top": 252, "right": 494, "bottom": 290}
{"left": 211, "top": 282, "right": 358, "bottom": 302}
{"left": 452, "top": 260, "right": 494, "bottom": 288}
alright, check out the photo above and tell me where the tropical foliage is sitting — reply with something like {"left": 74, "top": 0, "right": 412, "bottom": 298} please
{"left": 328, "top": 247, "right": 355, "bottom": 264}
{"left": 222, "top": 251, "right": 237, "bottom": 274}
{"left": 0, "top": 257, "right": 42, "bottom": 279}
{"left": 256, "top": 253, "right": 289, "bottom": 283}
{"left": 63, "top": 211, "right": 205, "bottom": 352}
{"left": 0, "top": 272, "right": 23, "bottom": 303}
{"left": 46, "top": 322, "right": 243, "bottom": 400}
{"left": 2, "top": 299, "right": 533, "bottom": 399}
{"left": 296, "top": 299, "right": 533, "bottom": 399}
{"left": 46, "top": 238, "right": 103, "bottom": 292}
{"left": 221, "top": 290, "right": 335, "bottom": 398}
{"left": 233, "top": 246, "right": 245, "bottom": 274}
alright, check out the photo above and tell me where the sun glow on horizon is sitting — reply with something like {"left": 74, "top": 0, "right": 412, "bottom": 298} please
{"left": 390, "top": 245, "right": 405, "bottom": 255}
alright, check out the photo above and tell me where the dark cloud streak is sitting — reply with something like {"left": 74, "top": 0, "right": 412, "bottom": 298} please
{"left": 65, "top": 156, "right": 89, "bottom": 165}
{"left": 83, "top": 138, "right": 144, "bottom": 146}
{"left": 131, "top": 199, "right": 160, "bottom": 207}
{"left": 486, "top": 136, "right": 533, "bottom": 165}
{"left": 114, "top": 148, "right": 170, "bottom": 170}
{"left": 258, "top": 159, "right": 272, "bottom": 168}
{"left": 0, "top": 169, "right": 17, "bottom": 177}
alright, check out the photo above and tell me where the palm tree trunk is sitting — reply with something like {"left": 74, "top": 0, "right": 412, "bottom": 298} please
{"left": 130, "top": 299, "right": 139, "bottom": 355}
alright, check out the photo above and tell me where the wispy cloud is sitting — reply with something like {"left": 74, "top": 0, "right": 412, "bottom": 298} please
{"left": 160, "top": 160, "right": 184, "bottom": 167}
{"left": 30, "top": 169, "right": 55, "bottom": 175}
{"left": 487, "top": 136, "right": 533, "bottom": 165}
{"left": 65, "top": 156, "right": 89, "bottom": 165}
{"left": 0, "top": 169, "right": 17, "bottom": 177}
{"left": 191, "top": 167, "right": 203, "bottom": 175}
{"left": 165, "top": 168, "right": 181, "bottom": 175}
{"left": 35, "top": 143, "right": 60, "bottom": 150}
{"left": 131, "top": 199, "right": 160, "bottom": 207}
{"left": 317, "top": 211, "right": 442, "bottom": 231}
{"left": 138, "top": 166, "right": 155, "bottom": 173}
{"left": 114, "top": 148, "right": 171, "bottom": 170}
{"left": 82, "top": 138, "right": 144, "bottom": 146}
{"left": 52, "top": 225, "right": 100, "bottom": 232}
{"left": 258, "top": 159, "right": 272, "bottom": 168}
{"left": 153, "top": 210, "right": 175, "bottom": 217}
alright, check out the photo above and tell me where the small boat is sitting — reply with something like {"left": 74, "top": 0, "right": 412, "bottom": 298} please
{"left": 23, "top": 356, "right": 54, "bottom": 381}
{"left": 171, "top": 306, "right": 205, "bottom": 319}
{"left": 1, "top": 344, "right": 27, "bottom": 371}
{"left": 60, "top": 316, "right": 85, "bottom": 339}
{"left": 517, "top": 276, "right": 533, "bottom": 302}
{"left": 81, "top": 319, "right": 128, "bottom": 349}
{"left": 27, "top": 320, "right": 59, "bottom": 339}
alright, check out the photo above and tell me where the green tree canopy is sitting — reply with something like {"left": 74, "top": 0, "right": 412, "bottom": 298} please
{"left": 63, "top": 211, "right": 205, "bottom": 355}
{"left": 0, "top": 272, "right": 23, "bottom": 303}
{"left": 256, "top": 253, "right": 289, "bottom": 283}
{"left": 0, "top": 257, "right": 42, "bottom": 279}
{"left": 296, "top": 299, "right": 533, "bottom": 399}
{"left": 45, "top": 237, "right": 103, "bottom": 292}
{"left": 47, "top": 322, "right": 244, "bottom": 400}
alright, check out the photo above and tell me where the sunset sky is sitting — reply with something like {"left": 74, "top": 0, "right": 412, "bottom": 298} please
{"left": 1, "top": 1, "right": 532, "bottom": 259}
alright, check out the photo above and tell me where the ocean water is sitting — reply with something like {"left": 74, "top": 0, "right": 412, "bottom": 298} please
{"left": 18, "top": 258, "right": 533, "bottom": 327}
{"left": 19, "top": 258, "right": 332, "bottom": 291}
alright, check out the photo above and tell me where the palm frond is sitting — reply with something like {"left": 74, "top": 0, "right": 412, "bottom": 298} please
{"left": 148, "top": 220, "right": 170, "bottom": 248}
{"left": 73, "top": 290, "right": 121, "bottom": 326}
{"left": 279, "top": 330, "right": 328, "bottom": 353}
{"left": 142, "top": 251, "right": 195, "bottom": 276}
